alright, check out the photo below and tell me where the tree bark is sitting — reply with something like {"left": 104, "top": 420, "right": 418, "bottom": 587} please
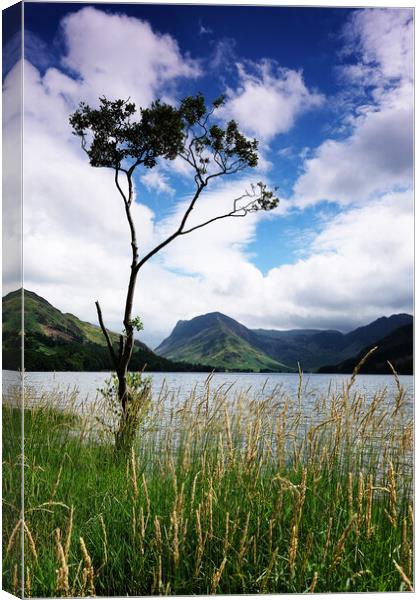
{"left": 117, "top": 369, "right": 128, "bottom": 414}
{"left": 118, "top": 268, "right": 139, "bottom": 413}
{"left": 115, "top": 170, "right": 139, "bottom": 412}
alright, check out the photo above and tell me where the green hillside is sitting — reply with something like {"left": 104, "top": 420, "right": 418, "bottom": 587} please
{"left": 155, "top": 312, "right": 294, "bottom": 372}
{"left": 4, "top": 290, "right": 412, "bottom": 374}
{"left": 318, "top": 324, "right": 413, "bottom": 375}
{"left": 156, "top": 311, "right": 413, "bottom": 374}
{"left": 2, "top": 290, "right": 213, "bottom": 372}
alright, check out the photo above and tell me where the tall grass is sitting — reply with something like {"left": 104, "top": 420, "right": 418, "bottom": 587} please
{"left": 3, "top": 370, "right": 413, "bottom": 596}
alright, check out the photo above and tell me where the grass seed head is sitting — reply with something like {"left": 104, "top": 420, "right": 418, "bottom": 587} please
{"left": 7, "top": 519, "right": 22, "bottom": 555}
{"left": 12, "top": 563, "right": 19, "bottom": 597}
{"left": 309, "top": 571, "right": 318, "bottom": 593}
{"left": 23, "top": 521, "right": 38, "bottom": 562}
{"left": 393, "top": 559, "right": 413, "bottom": 592}
{"left": 211, "top": 556, "right": 227, "bottom": 593}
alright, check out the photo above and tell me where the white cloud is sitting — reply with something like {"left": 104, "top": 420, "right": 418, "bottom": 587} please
{"left": 343, "top": 8, "right": 413, "bottom": 86}
{"left": 141, "top": 170, "right": 175, "bottom": 196}
{"left": 292, "top": 8, "right": 413, "bottom": 209}
{"left": 258, "top": 190, "right": 414, "bottom": 331}
{"left": 2, "top": 62, "right": 22, "bottom": 293}
{"left": 165, "top": 156, "right": 195, "bottom": 178}
{"left": 293, "top": 84, "right": 413, "bottom": 207}
{"left": 156, "top": 177, "right": 266, "bottom": 279}
{"left": 1, "top": 6, "right": 411, "bottom": 349}
{"left": 220, "top": 59, "right": 324, "bottom": 142}
{"left": 60, "top": 6, "right": 200, "bottom": 107}
{"left": 210, "top": 38, "right": 236, "bottom": 71}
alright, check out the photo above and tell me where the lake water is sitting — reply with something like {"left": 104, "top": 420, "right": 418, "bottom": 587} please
{"left": 2, "top": 370, "right": 414, "bottom": 417}
{"left": 3, "top": 370, "right": 413, "bottom": 476}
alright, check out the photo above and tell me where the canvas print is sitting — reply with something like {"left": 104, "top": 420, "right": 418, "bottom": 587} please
{"left": 2, "top": 2, "right": 414, "bottom": 597}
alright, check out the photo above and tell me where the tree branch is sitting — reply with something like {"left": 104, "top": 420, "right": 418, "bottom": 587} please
{"left": 119, "top": 334, "right": 125, "bottom": 363}
{"left": 135, "top": 182, "right": 206, "bottom": 271}
{"left": 179, "top": 208, "right": 248, "bottom": 235}
{"left": 179, "top": 194, "right": 262, "bottom": 235}
{"left": 115, "top": 167, "right": 128, "bottom": 205}
{"left": 128, "top": 157, "right": 144, "bottom": 178}
{"left": 95, "top": 301, "right": 118, "bottom": 369}
{"left": 123, "top": 172, "right": 139, "bottom": 267}
{"left": 187, "top": 137, "right": 205, "bottom": 187}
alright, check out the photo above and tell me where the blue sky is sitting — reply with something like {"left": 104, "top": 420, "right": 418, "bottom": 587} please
{"left": 3, "top": 3, "right": 414, "bottom": 346}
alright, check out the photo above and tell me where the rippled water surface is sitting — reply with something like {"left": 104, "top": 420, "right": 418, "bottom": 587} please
{"left": 3, "top": 369, "right": 414, "bottom": 416}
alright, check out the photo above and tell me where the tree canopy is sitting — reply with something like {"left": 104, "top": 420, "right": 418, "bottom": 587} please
{"left": 69, "top": 92, "right": 279, "bottom": 452}
{"left": 70, "top": 94, "right": 277, "bottom": 197}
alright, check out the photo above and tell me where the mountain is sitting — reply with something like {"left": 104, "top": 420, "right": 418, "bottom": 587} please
{"left": 318, "top": 324, "right": 413, "bottom": 375}
{"left": 2, "top": 289, "right": 214, "bottom": 372}
{"left": 155, "top": 312, "right": 294, "bottom": 372}
{"left": 155, "top": 311, "right": 413, "bottom": 373}
{"left": 250, "top": 314, "right": 413, "bottom": 370}
{"left": 6, "top": 290, "right": 411, "bottom": 374}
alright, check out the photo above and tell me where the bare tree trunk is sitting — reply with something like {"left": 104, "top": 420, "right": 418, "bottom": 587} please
{"left": 96, "top": 168, "right": 142, "bottom": 453}
{"left": 117, "top": 368, "right": 128, "bottom": 411}
{"left": 115, "top": 170, "right": 139, "bottom": 416}
{"left": 117, "top": 267, "right": 139, "bottom": 413}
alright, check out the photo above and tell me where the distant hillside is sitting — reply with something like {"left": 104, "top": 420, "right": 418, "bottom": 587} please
{"left": 155, "top": 312, "right": 294, "bottom": 372}
{"left": 251, "top": 314, "right": 413, "bottom": 370}
{"left": 4, "top": 290, "right": 412, "bottom": 374}
{"left": 2, "top": 289, "right": 214, "bottom": 372}
{"left": 318, "top": 324, "right": 413, "bottom": 375}
{"left": 156, "top": 311, "right": 413, "bottom": 373}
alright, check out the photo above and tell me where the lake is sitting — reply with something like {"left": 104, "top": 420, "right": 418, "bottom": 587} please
{"left": 2, "top": 370, "right": 414, "bottom": 419}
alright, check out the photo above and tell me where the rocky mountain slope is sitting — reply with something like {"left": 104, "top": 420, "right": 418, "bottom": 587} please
{"left": 2, "top": 290, "right": 213, "bottom": 372}
{"left": 155, "top": 311, "right": 413, "bottom": 373}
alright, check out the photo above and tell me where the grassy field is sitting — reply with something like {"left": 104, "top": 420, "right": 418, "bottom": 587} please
{"left": 2, "top": 371, "right": 413, "bottom": 596}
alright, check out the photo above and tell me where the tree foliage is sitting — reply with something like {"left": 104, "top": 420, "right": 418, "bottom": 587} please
{"left": 70, "top": 92, "right": 279, "bottom": 454}
{"left": 70, "top": 97, "right": 184, "bottom": 169}
{"left": 70, "top": 93, "right": 266, "bottom": 180}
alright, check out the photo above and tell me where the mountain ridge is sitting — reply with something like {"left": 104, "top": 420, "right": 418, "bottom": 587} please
{"left": 318, "top": 324, "right": 413, "bottom": 375}
{"left": 3, "top": 290, "right": 413, "bottom": 374}
{"left": 2, "top": 289, "right": 214, "bottom": 372}
{"left": 156, "top": 311, "right": 294, "bottom": 372}
{"left": 155, "top": 311, "right": 413, "bottom": 373}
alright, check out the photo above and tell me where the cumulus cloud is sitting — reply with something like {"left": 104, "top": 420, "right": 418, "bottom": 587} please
{"left": 60, "top": 6, "right": 200, "bottom": 107}
{"left": 2, "top": 6, "right": 412, "bottom": 346}
{"left": 293, "top": 84, "right": 413, "bottom": 207}
{"left": 220, "top": 59, "right": 324, "bottom": 142}
{"left": 292, "top": 8, "right": 413, "bottom": 209}
{"left": 255, "top": 190, "right": 414, "bottom": 331}
{"left": 2, "top": 62, "right": 22, "bottom": 293}
{"left": 342, "top": 8, "right": 413, "bottom": 85}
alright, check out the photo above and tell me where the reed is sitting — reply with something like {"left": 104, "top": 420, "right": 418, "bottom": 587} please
{"left": 55, "top": 528, "right": 69, "bottom": 596}
{"left": 6, "top": 519, "right": 22, "bottom": 555}
{"left": 211, "top": 556, "right": 227, "bottom": 593}
{"left": 23, "top": 521, "right": 38, "bottom": 562}
{"left": 25, "top": 566, "right": 32, "bottom": 598}
{"left": 2, "top": 366, "right": 413, "bottom": 595}
{"left": 393, "top": 559, "right": 413, "bottom": 592}
{"left": 80, "top": 537, "right": 95, "bottom": 597}
{"left": 309, "top": 571, "right": 318, "bottom": 593}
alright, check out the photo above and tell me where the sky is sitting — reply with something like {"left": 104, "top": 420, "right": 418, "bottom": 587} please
{"left": 2, "top": 2, "right": 414, "bottom": 348}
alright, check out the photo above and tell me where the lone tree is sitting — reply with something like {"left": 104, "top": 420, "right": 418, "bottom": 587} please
{"left": 70, "top": 93, "right": 279, "bottom": 450}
